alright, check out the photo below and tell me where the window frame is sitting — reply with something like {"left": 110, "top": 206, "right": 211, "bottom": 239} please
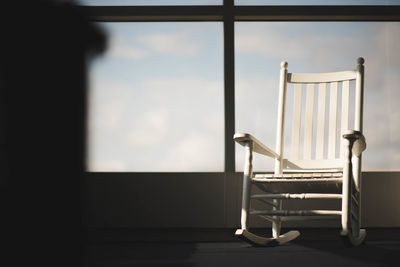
{"left": 81, "top": 1, "right": 400, "bottom": 174}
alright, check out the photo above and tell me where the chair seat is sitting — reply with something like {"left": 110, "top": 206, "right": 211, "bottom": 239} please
{"left": 252, "top": 172, "right": 343, "bottom": 183}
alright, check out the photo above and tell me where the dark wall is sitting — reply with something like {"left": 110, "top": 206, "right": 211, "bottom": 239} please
{"left": 1, "top": 1, "right": 104, "bottom": 266}
{"left": 84, "top": 172, "right": 400, "bottom": 229}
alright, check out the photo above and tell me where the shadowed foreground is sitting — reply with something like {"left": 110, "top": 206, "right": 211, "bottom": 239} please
{"left": 85, "top": 240, "right": 400, "bottom": 267}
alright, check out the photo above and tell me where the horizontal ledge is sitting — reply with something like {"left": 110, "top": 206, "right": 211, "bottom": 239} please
{"left": 280, "top": 216, "right": 341, "bottom": 221}
{"left": 251, "top": 193, "right": 342, "bottom": 200}
{"left": 254, "top": 172, "right": 343, "bottom": 178}
{"left": 82, "top": 6, "right": 223, "bottom": 21}
{"left": 81, "top": 6, "right": 400, "bottom": 21}
{"left": 250, "top": 210, "right": 342, "bottom": 216}
{"left": 252, "top": 178, "right": 343, "bottom": 183}
{"left": 88, "top": 15, "right": 223, "bottom": 22}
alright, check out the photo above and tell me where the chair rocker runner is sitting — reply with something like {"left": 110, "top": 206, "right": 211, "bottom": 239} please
{"left": 235, "top": 58, "right": 367, "bottom": 247}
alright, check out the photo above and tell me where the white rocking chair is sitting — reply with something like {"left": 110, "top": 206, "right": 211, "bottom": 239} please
{"left": 235, "top": 58, "right": 367, "bottom": 247}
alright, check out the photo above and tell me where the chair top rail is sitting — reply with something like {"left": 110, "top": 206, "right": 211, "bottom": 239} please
{"left": 287, "top": 70, "right": 357, "bottom": 84}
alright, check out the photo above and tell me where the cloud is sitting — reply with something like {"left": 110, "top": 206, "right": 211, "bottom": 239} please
{"left": 156, "top": 134, "right": 223, "bottom": 171}
{"left": 109, "top": 44, "right": 149, "bottom": 60}
{"left": 87, "top": 78, "right": 134, "bottom": 131}
{"left": 124, "top": 110, "right": 168, "bottom": 148}
{"left": 236, "top": 23, "right": 364, "bottom": 70}
{"left": 107, "top": 35, "right": 149, "bottom": 59}
{"left": 141, "top": 76, "right": 221, "bottom": 95}
{"left": 138, "top": 33, "right": 200, "bottom": 55}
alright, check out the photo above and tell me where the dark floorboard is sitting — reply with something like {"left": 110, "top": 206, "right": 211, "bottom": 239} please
{"left": 84, "top": 240, "right": 400, "bottom": 267}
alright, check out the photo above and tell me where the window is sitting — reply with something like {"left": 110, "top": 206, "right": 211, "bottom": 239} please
{"left": 87, "top": 22, "right": 224, "bottom": 172}
{"left": 83, "top": 2, "right": 400, "bottom": 173}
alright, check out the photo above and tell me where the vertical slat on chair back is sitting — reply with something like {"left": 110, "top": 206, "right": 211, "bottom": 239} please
{"left": 315, "top": 83, "right": 327, "bottom": 159}
{"left": 303, "top": 84, "right": 315, "bottom": 160}
{"left": 340, "top": 80, "right": 350, "bottom": 158}
{"left": 282, "top": 62, "right": 363, "bottom": 169}
{"left": 328, "top": 82, "right": 338, "bottom": 159}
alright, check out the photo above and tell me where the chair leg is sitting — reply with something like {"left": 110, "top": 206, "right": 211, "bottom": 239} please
{"left": 341, "top": 187, "right": 366, "bottom": 246}
{"left": 272, "top": 199, "right": 282, "bottom": 238}
{"left": 341, "top": 143, "right": 366, "bottom": 247}
{"left": 240, "top": 142, "right": 253, "bottom": 231}
{"left": 236, "top": 141, "right": 301, "bottom": 246}
{"left": 341, "top": 138, "right": 365, "bottom": 246}
{"left": 240, "top": 176, "right": 251, "bottom": 231}
{"left": 341, "top": 229, "right": 366, "bottom": 247}
{"left": 236, "top": 183, "right": 300, "bottom": 246}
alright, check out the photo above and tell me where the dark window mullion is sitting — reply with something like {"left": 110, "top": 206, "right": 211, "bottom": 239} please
{"left": 224, "top": 0, "right": 235, "bottom": 172}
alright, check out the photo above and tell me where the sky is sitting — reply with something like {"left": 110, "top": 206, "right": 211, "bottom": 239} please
{"left": 87, "top": 21, "right": 400, "bottom": 172}
{"left": 87, "top": 22, "right": 224, "bottom": 172}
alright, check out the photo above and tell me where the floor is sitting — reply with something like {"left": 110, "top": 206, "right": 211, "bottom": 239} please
{"left": 84, "top": 240, "right": 400, "bottom": 267}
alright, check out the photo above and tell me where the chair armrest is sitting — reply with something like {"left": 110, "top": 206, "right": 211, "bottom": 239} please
{"left": 234, "top": 133, "right": 279, "bottom": 159}
{"left": 342, "top": 130, "right": 366, "bottom": 157}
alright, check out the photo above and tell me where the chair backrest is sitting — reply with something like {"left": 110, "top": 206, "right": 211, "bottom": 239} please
{"left": 274, "top": 58, "right": 364, "bottom": 174}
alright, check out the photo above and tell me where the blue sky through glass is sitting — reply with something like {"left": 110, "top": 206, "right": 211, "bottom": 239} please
{"left": 87, "top": 21, "right": 400, "bottom": 172}
{"left": 87, "top": 22, "right": 224, "bottom": 171}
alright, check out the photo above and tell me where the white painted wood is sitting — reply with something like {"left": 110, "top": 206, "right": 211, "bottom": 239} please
{"left": 283, "top": 158, "right": 343, "bottom": 170}
{"left": 341, "top": 136, "right": 350, "bottom": 234}
{"left": 304, "top": 84, "right": 315, "bottom": 160}
{"left": 352, "top": 59, "right": 365, "bottom": 237}
{"left": 353, "top": 58, "right": 364, "bottom": 200}
{"left": 341, "top": 229, "right": 366, "bottom": 247}
{"left": 250, "top": 210, "right": 342, "bottom": 216}
{"left": 328, "top": 82, "right": 338, "bottom": 159}
{"left": 251, "top": 193, "right": 342, "bottom": 199}
{"left": 355, "top": 58, "right": 364, "bottom": 132}
{"left": 274, "top": 230, "right": 301, "bottom": 245}
{"left": 254, "top": 172, "right": 343, "bottom": 179}
{"left": 280, "top": 216, "right": 341, "bottom": 221}
{"left": 287, "top": 70, "right": 357, "bottom": 83}
{"left": 252, "top": 177, "right": 343, "bottom": 183}
{"left": 342, "top": 130, "right": 366, "bottom": 157}
{"left": 275, "top": 61, "right": 288, "bottom": 175}
{"left": 291, "top": 83, "right": 302, "bottom": 159}
{"left": 271, "top": 61, "right": 287, "bottom": 239}
{"left": 240, "top": 142, "right": 253, "bottom": 230}
{"left": 272, "top": 198, "right": 282, "bottom": 238}
{"left": 234, "top": 58, "right": 366, "bottom": 247}
{"left": 340, "top": 80, "right": 350, "bottom": 158}
{"left": 234, "top": 133, "right": 279, "bottom": 158}
{"left": 235, "top": 229, "right": 300, "bottom": 246}
{"left": 316, "top": 83, "right": 327, "bottom": 160}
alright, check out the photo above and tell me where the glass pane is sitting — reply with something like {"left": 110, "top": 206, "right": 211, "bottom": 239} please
{"left": 236, "top": 0, "right": 400, "bottom": 5}
{"left": 78, "top": 0, "right": 222, "bottom": 6}
{"left": 87, "top": 22, "right": 223, "bottom": 172}
{"left": 235, "top": 22, "right": 400, "bottom": 171}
